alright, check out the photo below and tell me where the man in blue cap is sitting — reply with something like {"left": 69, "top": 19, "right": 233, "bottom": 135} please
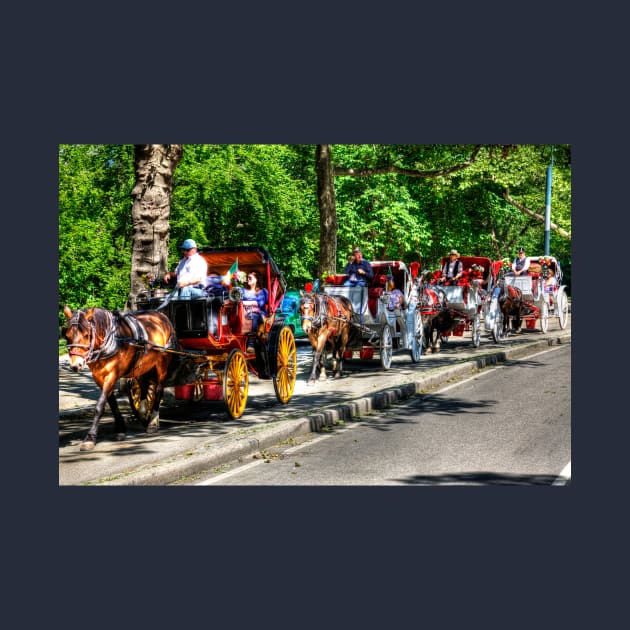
{"left": 163, "top": 238, "right": 208, "bottom": 299}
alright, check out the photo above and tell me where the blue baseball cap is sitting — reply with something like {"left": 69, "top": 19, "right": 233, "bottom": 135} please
{"left": 180, "top": 238, "right": 197, "bottom": 250}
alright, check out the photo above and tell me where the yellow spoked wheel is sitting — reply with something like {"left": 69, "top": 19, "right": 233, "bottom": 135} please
{"left": 127, "top": 376, "right": 158, "bottom": 427}
{"left": 223, "top": 349, "right": 249, "bottom": 419}
{"left": 273, "top": 326, "right": 297, "bottom": 404}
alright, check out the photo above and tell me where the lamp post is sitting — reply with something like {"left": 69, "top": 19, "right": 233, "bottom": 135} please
{"left": 544, "top": 145, "right": 554, "bottom": 256}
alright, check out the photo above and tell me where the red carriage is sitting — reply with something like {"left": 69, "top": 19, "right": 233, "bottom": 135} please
{"left": 135, "top": 246, "right": 297, "bottom": 419}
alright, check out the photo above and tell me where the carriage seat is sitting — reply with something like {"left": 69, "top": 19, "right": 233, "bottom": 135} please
{"left": 325, "top": 274, "right": 348, "bottom": 286}
{"left": 206, "top": 296, "right": 224, "bottom": 337}
{"left": 367, "top": 287, "right": 383, "bottom": 317}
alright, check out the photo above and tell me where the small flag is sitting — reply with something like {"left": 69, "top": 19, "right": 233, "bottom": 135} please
{"left": 221, "top": 258, "right": 239, "bottom": 285}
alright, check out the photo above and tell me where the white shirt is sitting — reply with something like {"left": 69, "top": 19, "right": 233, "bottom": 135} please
{"left": 174, "top": 252, "right": 208, "bottom": 285}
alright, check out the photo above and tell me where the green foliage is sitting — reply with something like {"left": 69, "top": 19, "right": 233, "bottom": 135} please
{"left": 58, "top": 143, "right": 571, "bottom": 325}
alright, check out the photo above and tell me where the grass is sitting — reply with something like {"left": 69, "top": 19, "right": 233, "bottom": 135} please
{"left": 59, "top": 339, "right": 67, "bottom": 356}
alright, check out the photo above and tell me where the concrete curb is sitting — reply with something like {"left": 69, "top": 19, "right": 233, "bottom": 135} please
{"left": 93, "top": 333, "right": 570, "bottom": 486}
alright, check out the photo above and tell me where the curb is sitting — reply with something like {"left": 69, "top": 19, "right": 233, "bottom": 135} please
{"left": 90, "top": 333, "right": 570, "bottom": 486}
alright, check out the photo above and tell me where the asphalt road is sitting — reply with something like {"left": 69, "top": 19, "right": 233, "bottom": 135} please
{"left": 190, "top": 343, "right": 570, "bottom": 485}
{"left": 59, "top": 315, "right": 571, "bottom": 485}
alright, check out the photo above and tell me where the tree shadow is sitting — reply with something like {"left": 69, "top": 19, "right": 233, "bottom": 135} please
{"left": 392, "top": 471, "right": 563, "bottom": 485}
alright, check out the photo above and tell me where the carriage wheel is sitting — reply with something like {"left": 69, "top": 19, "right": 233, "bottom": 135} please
{"left": 127, "top": 375, "right": 158, "bottom": 427}
{"left": 223, "top": 349, "right": 249, "bottom": 419}
{"left": 491, "top": 311, "right": 507, "bottom": 343}
{"left": 539, "top": 301, "right": 549, "bottom": 333}
{"left": 273, "top": 326, "right": 297, "bottom": 404}
{"left": 409, "top": 309, "right": 423, "bottom": 363}
{"left": 471, "top": 313, "right": 481, "bottom": 347}
{"left": 557, "top": 288, "right": 568, "bottom": 329}
{"left": 380, "top": 325, "right": 393, "bottom": 370}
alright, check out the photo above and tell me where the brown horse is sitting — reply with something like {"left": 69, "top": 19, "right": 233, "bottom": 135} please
{"left": 298, "top": 292, "right": 354, "bottom": 384}
{"left": 63, "top": 306, "right": 177, "bottom": 451}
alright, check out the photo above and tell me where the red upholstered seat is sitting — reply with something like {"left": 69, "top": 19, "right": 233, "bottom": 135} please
{"left": 325, "top": 275, "right": 348, "bottom": 286}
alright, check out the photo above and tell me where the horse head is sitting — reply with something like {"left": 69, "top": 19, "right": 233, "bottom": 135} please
{"left": 63, "top": 306, "right": 115, "bottom": 371}
{"left": 298, "top": 293, "right": 317, "bottom": 335}
{"left": 63, "top": 306, "right": 95, "bottom": 372}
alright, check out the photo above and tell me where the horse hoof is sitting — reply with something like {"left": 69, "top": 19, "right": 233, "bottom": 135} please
{"left": 80, "top": 440, "right": 95, "bottom": 451}
{"left": 115, "top": 432, "right": 127, "bottom": 441}
{"left": 146, "top": 423, "right": 159, "bottom": 434}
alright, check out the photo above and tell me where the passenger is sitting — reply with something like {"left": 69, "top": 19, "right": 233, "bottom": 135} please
{"left": 163, "top": 238, "right": 208, "bottom": 299}
{"left": 511, "top": 247, "right": 530, "bottom": 276}
{"left": 542, "top": 267, "right": 557, "bottom": 306}
{"left": 343, "top": 247, "right": 374, "bottom": 287}
{"left": 439, "top": 249, "right": 463, "bottom": 285}
{"left": 241, "top": 271, "right": 268, "bottom": 351}
{"left": 386, "top": 278, "right": 404, "bottom": 312}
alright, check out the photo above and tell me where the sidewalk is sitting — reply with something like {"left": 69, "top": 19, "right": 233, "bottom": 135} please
{"left": 59, "top": 320, "right": 571, "bottom": 486}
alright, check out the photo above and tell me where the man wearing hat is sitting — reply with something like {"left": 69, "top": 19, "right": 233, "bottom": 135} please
{"left": 343, "top": 246, "right": 374, "bottom": 287}
{"left": 440, "top": 249, "right": 463, "bottom": 285}
{"left": 163, "top": 238, "right": 208, "bottom": 299}
{"left": 511, "top": 247, "right": 530, "bottom": 276}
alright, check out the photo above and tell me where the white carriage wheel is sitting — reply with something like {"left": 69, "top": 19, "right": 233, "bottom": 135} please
{"left": 539, "top": 301, "right": 549, "bottom": 333}
{"left": 492, "top": 310, "right": 506, "bottom": 344}
{"left": 557, "top": 289, "right": 568, "bottom": 330}
{"left": 380, "top": 325, "right": 393, "bottom": 370}
{"left": 410, "top": 309, "right": 423, "bottom": 363}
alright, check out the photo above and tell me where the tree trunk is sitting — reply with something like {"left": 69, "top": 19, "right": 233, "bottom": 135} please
{"left": 315, "top": 144, "right": 338, "bottom": 277}
{"left": 127, "top": 144, "right": 183, "bottom": 310}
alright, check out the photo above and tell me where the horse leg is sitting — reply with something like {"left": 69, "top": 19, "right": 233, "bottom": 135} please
{"left": 145, "top": 385, "right": 164, "bottom": 434}
{"left": 81, "top": 389, "right": 109, "bottom": 451}
{"left": 514, "top": 310, "right": 522, "bottom": 333}
{"left": 107, "top": 393, "right": 128, "bottom": 441}
{"left": 431, "top": 322, "right": 441, "bottom": 353}
{"left": 81, "top": 374, "right": 122, "bottom": 451}
{"left": 333, "top": 331, "right": 349, "bottom": 378}
{"left": 308, "top": 346, "right": 322, "bottom": 384}
{"left": 319, "top": 348, "right": 328, "bottom": 381}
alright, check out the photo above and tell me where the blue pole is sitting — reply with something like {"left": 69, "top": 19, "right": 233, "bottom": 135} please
{"left": 544, "top": 146, "right": 554, "bottom": 256}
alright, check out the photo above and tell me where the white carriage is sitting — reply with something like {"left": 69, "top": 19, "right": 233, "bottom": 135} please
{"left": 323, "top": 261, "right": 424, "bottom": 369}
{"left": 429, "top": 255, "right": 494, "bottom": 348}
{"left": 485, "top": 255, "right": 569, "bottom": 341}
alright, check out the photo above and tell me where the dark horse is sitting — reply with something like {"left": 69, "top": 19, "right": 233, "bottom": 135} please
{"left": 63, "top": 306, "right": 177, "bottom": 451}
{"left": 298, "top": 292, "right": 354, "bottom": 384}
{"left": 415, "top": 271, "right": 449, "bottom": 354}
{"left": 495, "top": 274, "right": 524, "bottom": 336}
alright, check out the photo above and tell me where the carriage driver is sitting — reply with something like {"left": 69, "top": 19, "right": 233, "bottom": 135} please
{"left": 439, "top": 249, "right": 463, "bottom": 284}
{"left": 343, "top": 247, "right": 374, "bottom": 287}
{"left": 511, "top": 247, "right": 530, "bottom": 276}
{"left": 163, "top": 238, "right": 208, "bottom": 299}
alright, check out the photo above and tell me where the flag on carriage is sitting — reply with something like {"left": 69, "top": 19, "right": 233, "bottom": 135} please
{"left": 222, "top": 259, "right": 239, "bottom": 286}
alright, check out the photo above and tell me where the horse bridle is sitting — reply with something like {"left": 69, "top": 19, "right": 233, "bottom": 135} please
{"left": 300, "top": 294, "right": 322, "bottom": 326}
{"left": 65, "top": 309, "right": 117, "bottom": 364}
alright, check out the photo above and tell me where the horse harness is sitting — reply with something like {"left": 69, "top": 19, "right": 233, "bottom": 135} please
{"left": 66, "top": 309, "right": 171, "bottom": 367}
{"left": 301, "top": 294, "right": 350, "bottom": 333}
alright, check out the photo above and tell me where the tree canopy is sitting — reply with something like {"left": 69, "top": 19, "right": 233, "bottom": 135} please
{"left": 59, "top": 143, "right": 571, "bottom": 323}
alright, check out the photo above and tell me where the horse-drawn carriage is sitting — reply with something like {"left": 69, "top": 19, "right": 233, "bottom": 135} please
{"left": 424, "top": 255, "right": 494, "bottom": 349}
{"left": 321, "top": 261, "right": 424, "bottom": 370}
{"left": 485, "top": 254, "right": 568, "bottom": 342}
{"left": 63, "top": 246, "right": 297, "bottom": 450}
{"left": 139, "top": 246, "right": 297, "bottom": 419}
